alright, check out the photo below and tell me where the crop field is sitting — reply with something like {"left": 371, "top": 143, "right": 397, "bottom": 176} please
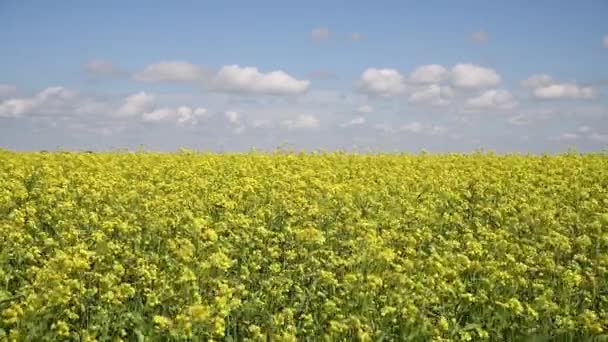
{"left": 0, "top": 150, "right": 607, "bottom": 341}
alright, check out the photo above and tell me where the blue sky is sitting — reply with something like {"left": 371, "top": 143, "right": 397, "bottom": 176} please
{"left": 1, "top": 0, "right": 607, "bottom": 152}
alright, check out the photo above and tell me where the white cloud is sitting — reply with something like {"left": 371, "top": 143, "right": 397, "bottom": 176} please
{"left": 533, "top": 84, "right": 594, "bottom": 99}
{"left": 399, "top": 122, "right": 425, "bottom": 133}
{"left": 0, "top": 84, "right": 17, "bottom": 98}
{"left": 564, "top": 125, "right": 608, "bottom": 144}
{"left": 233, "top": 125, "right": 246, "bottom": 134}
{"left": 98, "top": 123, "right": 127, "bottom": 137}
{"left": 85, "top": 60, "right": 119, "bottom": 77}
{"left": 0, "top": 86, "right": 76, "bottom": 117}
{"left": 550, "top": 133, "right": 580, "bottom": 141}
{"left": 578, "top": 126, "right": 592, "bottom": 133}
{"left": 409, "top": 64, "right": 448, "bottom": 84}
{"left": 465, "top": 89, "right": 517, "bottom": 110}
{"left": 142, "top": 106, "right": 207, "bottom": 124}
{"left": 398, "top": 122, "right": 447, "bottom": 135}
{"left": 134, "top": 61, "right": 310, "bottom": 95}
{"left": 450, "top": 64, "right": 501, "bottom": 88}
{"left": 179, "top": 107, "right": 208, "bottom": 125}
{"left": 377, "top": 121, "right": 446, "bottom": 135}
{"left": 603, "top": 34, "right": 608, "bottom": 48}
{"left": 224, "top": 111, "right": 240, "bottom": 124}
{"left": 312, "top": 27, "right": 331, "bottom": 41}
{"left": 141, "top": 108, "right": 175, "bottom": 122}
{"left": 213, "top": 65, "right": 310, "bottom": 95}
{"left": 282, "top": 114, "right": 320, "bottom": 130}
{"left": 351, "top": 32, "right": 364, "bottom": 41}
{"left": 548, "top": 126, "right": 608, "bottom": 143}
{"left": 521, "top": 74, "right": 553, "bottom": 88}
{"left": 251, "top": 119, "right": 272, "bottom": 128}
{"left": 134, "top": 61, "right": 204, "bottom": 82}
{"left": 37, "top": 86, "right": 74, "bottom": 100}
{"left": 75, "top": 99, "right": 113, "bottom": 115}
{"left": 590, "top": 132, "right": 608, "bottom": 143}
{"left": 409, "top": 84, "right": 453, "bottom": 106}
{"left": 357, "top": 105, "right": 374, "bottom": 113}
{"left": 522, "top": 74, "right": 594, "bottom": 100}
{"left": 0, "top": 86, "right": 208, "bottom": 125}
{"left": 0, "top": 99, "right": 27, "bottom": 117}
{"left": 116, "top": 92, "right": 155, "bottom": 117}
{"left": 507, "top": 115, "right": 527, "bottom": 126}
{"left": 341, "top": 116, "right": 366, "bottom": 127}
{"left": 356, "top": 68, "right": 406, "bottom": 96}
{"left": 471, "top": 30, "right": 489, "bottom": 43}
{"left": 506, "top": 108, "right": 555, "bottom": 126}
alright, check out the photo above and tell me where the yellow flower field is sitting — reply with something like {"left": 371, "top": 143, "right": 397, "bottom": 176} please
{"left": 1, "top": 150, "right": 607, "bottom": 341}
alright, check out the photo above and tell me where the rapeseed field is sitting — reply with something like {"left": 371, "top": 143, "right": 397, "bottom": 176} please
{"left": 1, "top": 150, "right": 607, "bottom": 341}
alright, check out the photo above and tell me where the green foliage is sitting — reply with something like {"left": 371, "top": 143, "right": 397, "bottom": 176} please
{"left": 1, "top": 150, "right": 607, "bottom": 341}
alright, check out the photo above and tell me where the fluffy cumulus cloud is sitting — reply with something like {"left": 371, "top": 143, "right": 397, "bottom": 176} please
{"left": 580, "top": 126, "right": 608, "bottom": 144}
{"left": 356, "top": 63, "right": 504, "bottom": 101}
{"left": 507, "top": 115, "right": 530, "bottom": 126}
{"left": 578, "top": 126, "right": 592, "bottom": 134}
{"left": 471, "top": 30, "right": 489, "bottom": 43}
{"left": 0, "top": 86, "right": 76, "bottom": 117}
{"left": 522, "top": 74, "right": 594, "bottom": 99}
{"left": 356, "top": 68, "right": 406, "bottom": 96}
{"left": 224, "top": 111, "right": 240, "bottom": 124}
{"left": 534, "top": 84, "right": 594, "bottom": 100}
{"left": 311, "top": 27, "right": 331, "bottom": 41}
{"left": 85, "top": 60, "right": 120, "bottom": 77}
{"left": 251, "top": 119, "right": 272, "bottom": 129}
{"left": 142, "top": 106, "right": 208, "bottom": 125}
{"left": 355, "top": 62, "right": 508, "bottom": 109}
{"left": 521, "top": 74, "right": 553, "bottom": 88}
{"left": 341, "top": 116, "right": 366, "bottom": 127}
{"left": 0, "top": 84, "right": 17, "bottom": 98}
{"left": 450, "top": 64, "right": 501, "bottom": 88}
{"left": 409, "top": 84, "right": 453, "bottom": 106}
{"left": 377, "top": 121, "right": 447, "bottom": 136}
{"left": 0, "top": 86, "right": 212, "bottom": 127}
{"left": 465, "top": 89, "right": 517, "bottom": 110}
{"left": 357, "top": 105, "right": 374, "bottom": 113}
{"left": 549, "top": 126, "right": 608, "bottom": 144}
{"left": 409, "top": 64, "right": 448, "bottom": 84}
{"left": 507, "top": 109, "right": 553, "bottom": 126}
{"left": 282, "top": 114, "right": 320, "bottom": 130}
{"left": 132, "top": 62, "right": 312, "bottom": 95}
{"left": 591, "top": 132, "right": 608, "bottom": 143}
{"left": 115, "top": 92, "right": 208, "bottom": 125}
{"left": 550, "top": 133, "right": 580, "bottom": 141}
{"left": 116, "top": 92, "right": 156, "bottom": 117}
{"left": 399, "top": 122, "right": 426, "bottom": 133}
{"left": 134, "top": 61, "right": 204, "bottom": 82}
{"left": 222, "top": 111, "right": 249, "bottom": 134}
{"left": 213, "top": 65, "right": 310, "bottom": 95}
{"left": 0, "top": 86, "right": 117, "bottom": 121}
{"left": 177, "top": 107, "right": 208, "bottom": 125}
